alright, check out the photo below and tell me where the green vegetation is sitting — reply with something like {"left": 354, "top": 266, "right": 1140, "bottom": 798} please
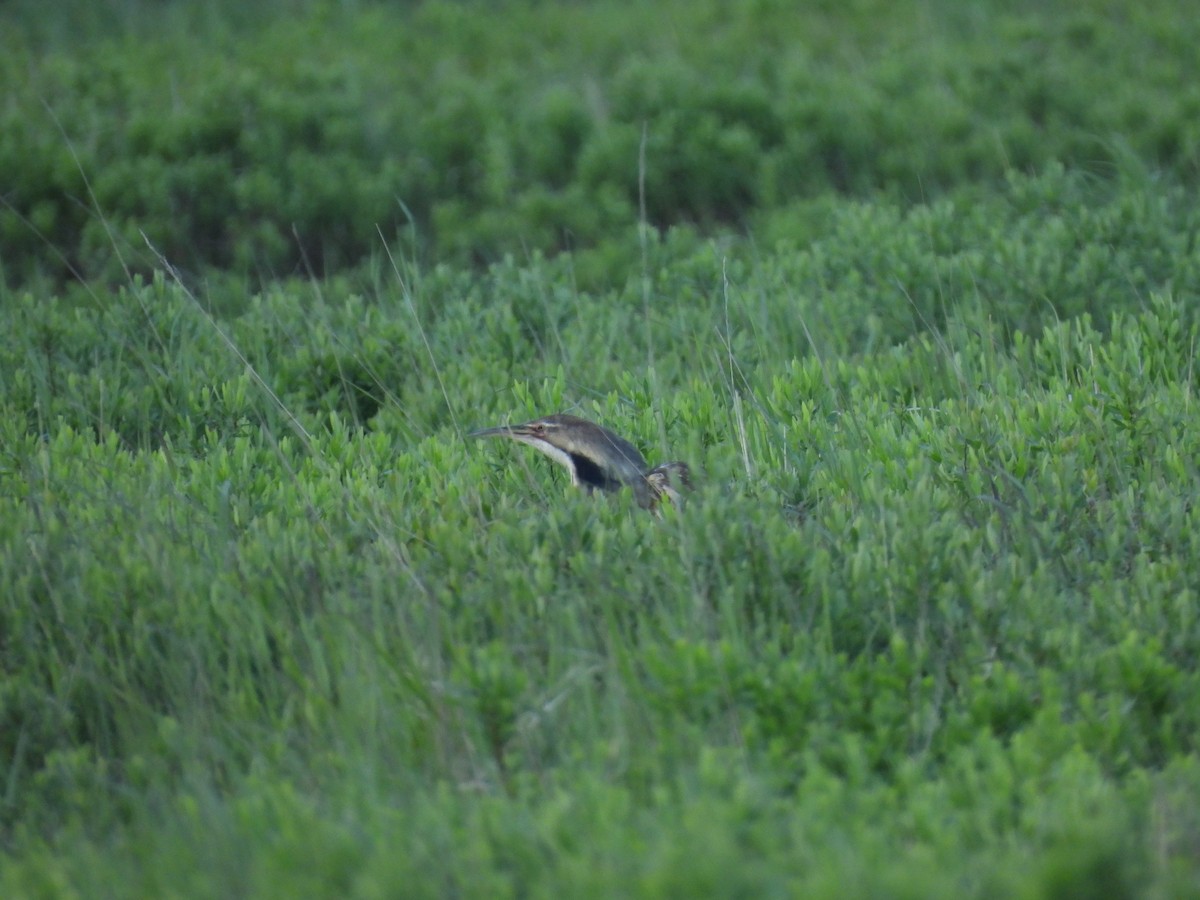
{"left": 3, "top": 1, "right": 1199, "bottom": 896}
{"left": 5, "top": 0, "right": 1199, "bottom": 285}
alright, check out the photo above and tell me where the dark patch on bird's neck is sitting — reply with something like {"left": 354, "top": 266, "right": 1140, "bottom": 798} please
{"left": 569, "top": 451, "right": 622, "bottom": 493}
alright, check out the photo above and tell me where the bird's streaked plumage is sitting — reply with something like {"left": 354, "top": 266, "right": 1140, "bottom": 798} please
{"left": 469, "top": 413, "right": 690, "bottom": 512}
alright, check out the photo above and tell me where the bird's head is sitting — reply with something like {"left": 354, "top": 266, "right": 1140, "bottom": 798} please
{"left": 468, "top": 413, "right": 649, "bottom": 495}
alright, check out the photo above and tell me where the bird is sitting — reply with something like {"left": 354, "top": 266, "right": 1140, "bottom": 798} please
{"left": 468, "top": 413, "right": 691, "bottom": 512}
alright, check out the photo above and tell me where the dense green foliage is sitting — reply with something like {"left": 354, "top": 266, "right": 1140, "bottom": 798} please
{"left": 3, "top": 0, "right": 1199, "bottom": 284}
{"left": 3, "top": 1, "right": 1200, "bottom": 897}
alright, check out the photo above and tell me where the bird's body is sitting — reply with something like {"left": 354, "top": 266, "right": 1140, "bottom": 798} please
{"left": 469, "top": 413, "right": 690, "bottom": 511}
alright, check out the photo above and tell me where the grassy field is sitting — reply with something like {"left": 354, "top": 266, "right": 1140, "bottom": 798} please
{"left": 3, "top": 1, "right": 1200, "bottom": 897}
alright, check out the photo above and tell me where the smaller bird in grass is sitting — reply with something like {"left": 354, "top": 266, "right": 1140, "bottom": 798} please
{"left": 468, "top": 413, "right": 691, "bottom": 512}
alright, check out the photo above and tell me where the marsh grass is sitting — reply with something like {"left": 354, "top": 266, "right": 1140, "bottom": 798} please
{"left": 5, "top": 177, "right": 1200, "bottom": 894}
{"left": 3, "top": 1, "right": 1200, "bottom": 897}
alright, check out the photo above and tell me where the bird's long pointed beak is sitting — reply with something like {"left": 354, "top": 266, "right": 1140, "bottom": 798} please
{"left": 467, "top": 424, "right": 521, "bottom": 439}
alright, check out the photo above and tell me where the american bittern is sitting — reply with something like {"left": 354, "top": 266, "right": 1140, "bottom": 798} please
{"left": 469, "top": 413, "right": 691, "bottom": 512}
